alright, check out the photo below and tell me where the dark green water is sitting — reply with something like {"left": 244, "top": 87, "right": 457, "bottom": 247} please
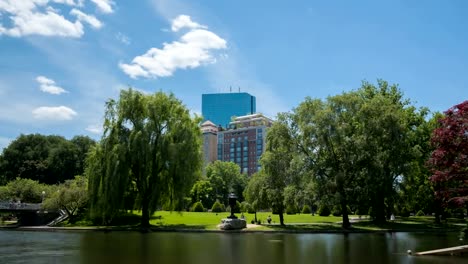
{"left": 0, "top": 231, "right": 466, "bottom": 264}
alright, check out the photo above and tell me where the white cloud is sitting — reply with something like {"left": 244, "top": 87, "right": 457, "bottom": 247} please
{"left": 116, "top": 32, "right": 130, "bottom": 45}
{"left": 36, "top": 75, "right": 68, "bottom": 94}
{"left": 171, "top": 14, "right": 206, "bottom": 32}
{"left": 32, "top": 106, "right": 77, "bottom": 120}
{"left": 0, "top": 0, "right": 106, "bottom": 38}
{"left": 120, "top": 15, "right": 227, "bottom": 79}
{"left": 90, "top": 0, "right": 114, "bottom": 14}
{"left": 85, "top": 124, "right": 102, "bottom": 134}
{"left": 70, "top": 8, "right": 102, "bottom": 29}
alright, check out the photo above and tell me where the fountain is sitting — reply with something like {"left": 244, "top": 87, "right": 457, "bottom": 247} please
{"left": 218, "top": 193, "right": 246, "bottom": 230}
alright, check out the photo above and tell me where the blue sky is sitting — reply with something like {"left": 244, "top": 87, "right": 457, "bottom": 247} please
{"left": 0, "top": 0, "right": 467, "bottom": 150}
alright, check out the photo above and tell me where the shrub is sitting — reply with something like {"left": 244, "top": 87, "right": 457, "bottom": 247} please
{"left": 318, "top": 204, "right": 331, "bottom": 216}
{"left": 399, "top": 207, "right": 410, "bottom": 217}
{"left": 286, "top": 205, "right": 297, "bottom": 215}
{"left": 211, "top": 201, "right": 224, "bottom": 213}
{"left": 191, "top": 201, "right": 204, "bottom": 212}
{"left": 332, "top": 205, "right": 341, "bottom": 216}
{"left": 240, "top": 201, "right": 252, "bottom": 213}
{"left": 416, "top": 210, "right": 425, "bottom": 217}
{"left": 302, "top": 205, "right": 312, "bottom": 214}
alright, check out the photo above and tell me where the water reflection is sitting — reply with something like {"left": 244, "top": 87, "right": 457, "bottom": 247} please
{"left": 0, "top": 231, "right": 466, "bottom": 264}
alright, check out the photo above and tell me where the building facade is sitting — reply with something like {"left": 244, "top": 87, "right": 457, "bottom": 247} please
{"left": 217, "top": 114, "right": 273, "bottom": 175}
{"left": 201, "top": 120, "right": 219, "bottom": 169}
{"left": 202, "top": 92, "right": 256, "bottom": 128}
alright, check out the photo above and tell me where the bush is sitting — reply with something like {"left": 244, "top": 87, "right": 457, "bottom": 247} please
{"left": 399, "top": 207, "right": 410, "bottom": 217}
{"left": 416, "top": 210, "right": 425, "bottom": 217}
{"left": 302, "top": 205, "right": 312, "bottom": 214}
{"left": 211, "top": 201, "right": 224, "bottom": 213}
{"left": 318, "top": 204, "right": 331, "bottom": 216}
{"left": 191, "top": 201, "right": 205, "bottom": 212}
{"left": 286, "top": 205, "right": 297, "bottom": 215}
{"left": 332, "top": 205, "right": 341, "bottom": 216}
{"left": 240, "top": 201, "right": 252, "bottom": 213}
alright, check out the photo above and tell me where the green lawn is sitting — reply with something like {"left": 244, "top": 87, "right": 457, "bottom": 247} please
{"left": 56, "top": 211, "right": 466, "bottom": 233}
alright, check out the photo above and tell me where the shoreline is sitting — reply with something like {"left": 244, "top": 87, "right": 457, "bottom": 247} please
{"left": 0, "top": 225, "right": 462, "bottom": 234}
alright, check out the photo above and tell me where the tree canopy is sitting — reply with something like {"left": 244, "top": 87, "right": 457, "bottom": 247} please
{"left": 428, "top": 100, "right": 468, "bottom": 208}
{"left": 87, "top": 89, "right": 202, "bottom": 227}
{"left": 0, "top": 134, "right": 95, "bottom": 185}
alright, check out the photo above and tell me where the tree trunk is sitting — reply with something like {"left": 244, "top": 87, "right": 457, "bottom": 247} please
{"left": 254, "top": 211, "right": 257, "bottom": 223}
{"left": 279, "top": 210, "right": 285, "bottom": 226}
{"left": 341, "top": 200, "right": 351, "bottom": 229}
{"left": 141, "top": 196, "right": 150, "bottom": 228}
{"left": 373, "top": 194, "right": 386, "bottom": 224}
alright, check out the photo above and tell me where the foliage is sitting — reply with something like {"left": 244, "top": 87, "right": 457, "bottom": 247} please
{"left": 291, "top": 80, "right": 426, "bottom": 226}
{"left": 0, "top": 134, "right": 95, "bottom": 184}
{"left": 332, "top": 205, "right": 342, "bottom": 217}
{"left": 416, "top": 210, "right": 425, "bottom": 217}
{"left": 398, "top": 207, "right": 410, "bottom": 217}
{"left": 43, "top": 175, "right": 88, "bottom": 223}
{"left": 205, "top": 161, "right": 247, "bottom": 204}
{"left": 87, "top": 89, "right": 202, "bottom": 226}
{"left": 428, "top": 101, "right": 468, "bottom": 208}
{"left": 286, "top": 204, "right": 298, "bottom": 215}
{"left": 318, "top": 204, "right": 331, "bottom": 216}
{"left": 211, "top": 200, "right": 224, "bottom": 213}
{"left": 190, "top": 180, "right": 215, "bottom": 209}
{"left": 191, "top": 201, "right": 205, "bottom": 212}
{"left": 301, "top": 205, "right": 311, "bottom": 214}
{"left": 0, "top": 178, "right": 55, "bottom": 203}
{"left": 261, "top": 117, "right": 297, "bottom": 225}
{"left": 240, "top": 201, "right": 252, "bottom": 213}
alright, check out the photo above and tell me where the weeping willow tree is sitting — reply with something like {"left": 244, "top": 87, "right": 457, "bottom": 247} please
{"left": 87, "top": 89, "right": 202, "bottom": 227}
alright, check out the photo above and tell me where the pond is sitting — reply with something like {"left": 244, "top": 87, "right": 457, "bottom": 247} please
{"left": 0, "top": 230, "right": 466, "bottom": 264}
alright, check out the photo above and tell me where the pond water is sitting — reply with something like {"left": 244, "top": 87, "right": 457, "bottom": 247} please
{"left": 0, "top": 230, "right": 466, "bottom": 264}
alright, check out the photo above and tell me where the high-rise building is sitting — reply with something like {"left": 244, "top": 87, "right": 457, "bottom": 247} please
{"left": 202, "top": 92, "right": 256, "bottom": 128}
{"left": 217, "top": 113, "right": 273, "bottom": 175}
{"left": 200, "top": 120, "right": 219, "bottom": 169}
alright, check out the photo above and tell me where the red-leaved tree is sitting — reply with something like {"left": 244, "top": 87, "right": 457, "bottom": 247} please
{"left": 428, "top": 100, "right": 468, "bottom": 209}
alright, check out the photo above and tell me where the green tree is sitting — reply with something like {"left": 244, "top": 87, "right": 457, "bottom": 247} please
{"left": 261, "top": 117, "right": 296, "bottom": 226}
{"left": 205, "top": 161, "right": 247, "bottom": 205}
{"left": 190, "top": 180, "right": 215, "bottom": 208}
{"left": 0, "top": 178, "right": 55, "bottom": 203}
{"left": 244, "top": 171, "right": 269, "bottom": 223}
{"left": 0, "top": 134, "right": 93, "bottom": 184}
{"left": 43, "top": 175, "right": 88, "bottom": 223}
{"left": 291, "top": 80, "right": 424, "bottom": 226}
{"left": 88, "top": 89, "right": 202, "bottom": 227}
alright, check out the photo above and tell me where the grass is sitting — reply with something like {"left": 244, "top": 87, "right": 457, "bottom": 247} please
{"left": 54, "top": 211, "right": 466, "bottom": 233}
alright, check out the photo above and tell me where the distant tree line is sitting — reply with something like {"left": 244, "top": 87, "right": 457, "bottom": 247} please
{"left": 0, "top": 134, "right": 95, "bottom": 185}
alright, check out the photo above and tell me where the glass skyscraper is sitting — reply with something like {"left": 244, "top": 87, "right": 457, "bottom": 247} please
{"left": 202, "top": 92, "right": 256, "bottom": 128}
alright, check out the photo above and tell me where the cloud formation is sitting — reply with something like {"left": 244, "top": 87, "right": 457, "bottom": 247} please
{"left": 119, "top": 15, "right": 227, "bottom": 79}
{"left": 0, "top": 0, "right": 105, "bottom": 38}
{"left": 32, "top": 106, "right": 77, "bottom": 120}
{"left": 36, "top": 75, "right": 68, "bottom": 94}
{"left": 90, "top": 0, "right": 114, "bottom": 14}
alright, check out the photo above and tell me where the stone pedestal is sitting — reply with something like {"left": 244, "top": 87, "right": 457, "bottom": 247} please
{"left": 218, "top": 218, "right": 247, "bottom": 230}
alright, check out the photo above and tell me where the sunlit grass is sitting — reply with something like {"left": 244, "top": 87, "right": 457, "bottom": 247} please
{"left": 55, "top": 211, "right": 465, "bottom": 232}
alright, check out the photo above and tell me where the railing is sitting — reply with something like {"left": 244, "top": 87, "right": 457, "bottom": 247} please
{"left": 0, "top": 201, "right": 42, "bottom": 211}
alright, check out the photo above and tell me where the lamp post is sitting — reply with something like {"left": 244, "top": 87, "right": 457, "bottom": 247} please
{"left": 228, "top": 193, "right": 238, "bottom": 219}
{"left": 41, "top": 191, "right": 45, "bottom": 204}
